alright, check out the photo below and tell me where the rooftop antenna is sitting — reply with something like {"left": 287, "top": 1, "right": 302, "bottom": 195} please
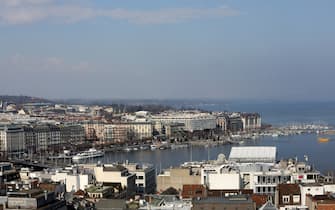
{"left": 190, "top": 144, "right": 193, "bottom": 162}
{"left": 304, "top": 155, "right": 309, "bottom": 162}
{"left": 207, "top": 143, "right": 210, "bottom": 161}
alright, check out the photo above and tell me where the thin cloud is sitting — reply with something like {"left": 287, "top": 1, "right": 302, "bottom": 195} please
{"left": 104, "top": 6, "right": 239, "bottom": 24}
{"left": 1, "top": 0, "right": 53, "bottom": 7}
{"left": 2, "top": 54, "right": 91, "bottom": 72}
{"left": 0, "top": 1, "right": 240, "bottom": 25}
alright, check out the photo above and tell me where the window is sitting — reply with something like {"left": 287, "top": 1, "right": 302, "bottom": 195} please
{"left": 137, "top": 176, "right": 144, "bottom": 179}
{"left": 293, "top": 195, "right": 300, "bottom": 203}
{"left": 282, "top": 195, "right": 290, "bottom": 204}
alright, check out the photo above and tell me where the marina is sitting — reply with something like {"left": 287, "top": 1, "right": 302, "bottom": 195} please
{"left": 61, "top": 133, "right": 334, "bottom": 173}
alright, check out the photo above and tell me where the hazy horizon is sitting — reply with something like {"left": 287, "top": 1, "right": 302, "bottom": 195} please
{"left": 1, "top": 0, "right": 334, "bottom": 101}
{"left": 3, "top": 95, "right": 335, "bottom": 105}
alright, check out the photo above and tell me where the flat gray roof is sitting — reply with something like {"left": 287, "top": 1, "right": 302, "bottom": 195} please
{"left": 229, "top": 146, "right": 276, "bottom": 163}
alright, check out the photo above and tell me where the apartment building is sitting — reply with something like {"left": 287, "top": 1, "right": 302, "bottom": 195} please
{"left": 94, "top": 164, "right": 136, "bottom": 198}
{"left": 152, "top": 112, "right": 216, "bottom": 132}
{"left": 123, "top": 163, "right": 156, "bottom": 194}
{"left": 0, "top": 124, "right": 25, "bottom": 153}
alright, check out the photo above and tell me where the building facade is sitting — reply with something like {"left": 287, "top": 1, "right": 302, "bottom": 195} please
{"left": 152, "top": 112, "right": 216, "bottom": 132}
{"left": 94, "top": 164, "right": 136, "bottom": 198}
{"left": 59, "top": 124, "right": 85, "bottom": 145}
{"left": 157, "top": 167, "right": 201, "bottom": 193}
{"left": 240, "top": 113, "right": 262, "bottom": 131}
{"left": 0, "top": 124, "right": 25, "bottom": 153}
{"left": 123, "top": 163, "right": 156, "bottom": 194}
{"left": 33, "top": 124, "right": 61, "bottom": 152}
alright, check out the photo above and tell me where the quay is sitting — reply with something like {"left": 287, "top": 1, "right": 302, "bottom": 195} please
{"left": 9, "top": 158, "right": 70, "bottom": 169}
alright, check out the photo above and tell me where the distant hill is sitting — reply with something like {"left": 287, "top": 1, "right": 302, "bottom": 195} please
{"left": 0, "top": 95, "right": 53, "bottom": 105}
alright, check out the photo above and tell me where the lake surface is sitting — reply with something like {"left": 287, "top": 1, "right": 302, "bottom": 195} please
{"left": 97, "top": 101, "right": 335, "bottom": 173}
{"left": 98, "top": 133, "right": 335, "bottom": 174}
{"left": 193, "top": 101, "right": 335, "bottom": 126}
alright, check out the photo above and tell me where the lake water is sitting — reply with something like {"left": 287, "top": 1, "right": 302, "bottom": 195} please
{"left": 99, "top": 101, "right": 335, "bottom": 173}
{"left": 101, "top": 134, "right": 335, "bottom": 174}
{"left": 193, "top": 101, "right": 335, "bottom": 126}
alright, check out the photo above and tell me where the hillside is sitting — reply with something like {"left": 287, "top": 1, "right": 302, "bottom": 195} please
{"left": 0, "top": 95, "right": 53, "bottom": 104}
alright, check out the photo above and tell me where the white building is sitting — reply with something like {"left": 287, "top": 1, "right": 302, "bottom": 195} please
{"left": 195, "top": 147, "right": 320, "bottom": 195}
{"left": 51, "top": 169, "right": 93, "bottom": 193}
{"left": 300, "top": 183, "right": 324, "bottom": 206}
{"left": 240, "top": 113, "right": 262, "bottom": 131}
{"left": 104, "top": 122, "right": 153, "bottom": 142}
{"left": 27, "top": 166, "right": 93, "bottom": 193}
{"left": 94, "top": 164, "right": 136, "bottom": 198}
{"left": 324, "top": 184, "right": 335, "bottom": 193}
{"left": 152, "top": 111, "right": 216, "bottom": 132}
{"left": 123, "top": 163, "right": 156, "bottom": 194}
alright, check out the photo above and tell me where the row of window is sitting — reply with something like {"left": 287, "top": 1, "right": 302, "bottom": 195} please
{"left": 282, "top": 195, "right": 300, "bottom": 204}
{"left": 257, "top": 176, "right": 291, "bottom": 184}
{"left": 256, "top": 186, "right": 276, "bottom": 194}
{"left": 136, "top": 176, "right": 144, "bottom": 179}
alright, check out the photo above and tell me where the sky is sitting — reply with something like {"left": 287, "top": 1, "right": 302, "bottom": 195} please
{"left": 0, "top": 0, "right": 335, "bottom": 101}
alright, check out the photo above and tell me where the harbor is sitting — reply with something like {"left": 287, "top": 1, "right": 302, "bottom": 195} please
{"left": 15, "top": 131, "right": 332, "bottom": 174}
{"left": 101, "top": 133, "right": 335, "bottom": 173}
{"left": 8, "top": 121, "right": 333, "bottom": 175}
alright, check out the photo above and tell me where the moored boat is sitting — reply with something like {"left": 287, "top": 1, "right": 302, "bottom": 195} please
{"left": 318, "top": 137, "right": 329, "bottom": 143}
{"left": 72, "top": 148, "right": 104, "bottom": 161}
{"left": 150, "top": 144, "right": 158, "bottom": 150}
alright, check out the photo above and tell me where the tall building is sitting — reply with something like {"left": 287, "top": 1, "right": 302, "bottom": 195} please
{"left": 24, "top": 126, "right": 36, "bottom": 154}
{"left": 104, "top": 122, "right": 153, "bottom": 144}
{"left": 82, "top": 121, "right": 105, "bottom": 141}
{"left": 227, "top": 114, "right": 244, "bottom": 133}
{"left": 33, "top": 124, "right": 61, "bottom": 152}
{"left": 104, "top": 124, "right": 128, "bottom": 144}
{"left": 0, "top": 124, "right": 25, "bottom": 153}
{"left": 216, "top": 114, "right": 228, "bottom": 132}
{"left": 59, "top": 124, "right": 85, "bottom": 145}
{"left": 241, "top": 113, "right": 262, "bottom": 131}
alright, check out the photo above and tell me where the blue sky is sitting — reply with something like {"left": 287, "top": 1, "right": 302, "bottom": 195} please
{"left": 0, "top": 0, "right": 334, "bottom": 100}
